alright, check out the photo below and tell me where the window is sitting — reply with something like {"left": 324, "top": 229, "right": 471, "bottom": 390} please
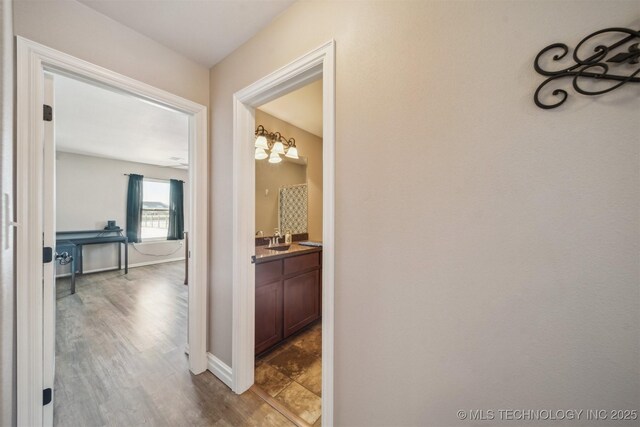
{"left": 141, "top": 179, "right": 170, "bottom": 240}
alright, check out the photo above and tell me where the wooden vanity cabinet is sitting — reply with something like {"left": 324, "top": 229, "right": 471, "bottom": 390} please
{"left": 255, "top": 260, "right": 283, "bottom": 354}
{"left": 255, "top": 251, "right": 321, "bottom": 354}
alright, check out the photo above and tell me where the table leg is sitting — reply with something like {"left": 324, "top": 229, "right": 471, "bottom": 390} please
{"left": 70, "top": 247, "right": 76, "bottom": 294}
{"left": 78, "top": 245, "right": 83, "bottom": 275}
{"left": 124, "top": 242, "right": 128, "bottom": 274}
{"left": 118, "top": 243, "right": 122, "bottom": 271}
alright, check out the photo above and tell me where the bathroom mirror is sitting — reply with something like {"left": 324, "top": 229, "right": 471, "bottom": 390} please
{"left": 255, "top": 156, "right": 308, "bottom": 237}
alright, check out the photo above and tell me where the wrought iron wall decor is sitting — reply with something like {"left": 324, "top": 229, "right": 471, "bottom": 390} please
{"left": 533, "top": 27, "right": 640, "bottom": 109}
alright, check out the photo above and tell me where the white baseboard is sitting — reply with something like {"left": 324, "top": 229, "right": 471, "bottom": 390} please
{"left": 55, "top": 257, "right": 185, "bottom": 278}
{"left": 129, "top": 257, "right": 185, "bottom": 268}
{"left": 207, "top": 352, "right": 233, "bottom": 389}
{"left": 55, "top": 265, "right": 117, "bottom": 278}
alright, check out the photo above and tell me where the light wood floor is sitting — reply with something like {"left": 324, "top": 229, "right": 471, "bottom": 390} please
{"left": 54, "top": 262, "right": 294, "bottom": 427}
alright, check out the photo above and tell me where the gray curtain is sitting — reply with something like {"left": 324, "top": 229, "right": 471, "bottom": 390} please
{"left": 168, "top": 179, "right": 184, "bottom": 240}
{"left": 126, "top": 174, "right": 144, "bottom": 243}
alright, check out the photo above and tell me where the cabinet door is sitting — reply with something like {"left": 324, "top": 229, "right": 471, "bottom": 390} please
{"left": 283, "top": 270, "right": 320, "bottom": 338}
{"left": 255, "top": 279, "right": 283, "bottom": 354}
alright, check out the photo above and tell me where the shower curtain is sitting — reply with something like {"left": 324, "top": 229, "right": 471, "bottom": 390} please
{"left": 279, "top": 183, "right": 308, "bottom": 235}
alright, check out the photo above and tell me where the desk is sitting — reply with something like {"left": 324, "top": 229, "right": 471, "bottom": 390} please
{"left": 56, "top": 229, "right": 128, "bottom": 292}
{"left": 55, "top": 240, "right": 78, "bottom": 294}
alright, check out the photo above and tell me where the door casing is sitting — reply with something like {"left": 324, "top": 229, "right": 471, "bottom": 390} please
{"left": 41, "top": 72, "right": 55, "bottom": 426}
{"left": 16, "top": 36, "right": 209, "bottom": 427}
{"left": 231, "top": 40, "right": 336, "bottom": 424}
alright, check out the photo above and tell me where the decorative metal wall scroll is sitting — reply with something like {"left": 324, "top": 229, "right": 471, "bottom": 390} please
{"left": 533, "top": 27, "right": 640, "bottom": 109}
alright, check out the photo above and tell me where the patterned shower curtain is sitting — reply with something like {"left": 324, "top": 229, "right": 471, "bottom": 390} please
{"left": 279, "top": 184, "right": 308, "bottom": 234}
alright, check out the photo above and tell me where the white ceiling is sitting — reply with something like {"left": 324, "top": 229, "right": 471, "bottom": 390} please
{"left": 259, "top": 79, "right": 323, "bottom": 137}
{"left": 77, "top": 0, "right": 296, "bottom": 67}
{"left": 54, "top": 73, "right": 190, "bottom": 168}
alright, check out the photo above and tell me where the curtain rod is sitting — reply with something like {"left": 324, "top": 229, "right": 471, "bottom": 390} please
{"left": 123, "top": 174, "right": 184, "bottom": 183}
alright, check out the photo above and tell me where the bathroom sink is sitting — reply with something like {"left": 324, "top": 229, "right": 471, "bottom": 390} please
{"left": 267, "top": 245, "right": 291, "bottom": 251}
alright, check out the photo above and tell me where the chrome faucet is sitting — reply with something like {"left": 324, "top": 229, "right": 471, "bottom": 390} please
{"left": 268, "top": 229, "right": 281, "bottom": 247}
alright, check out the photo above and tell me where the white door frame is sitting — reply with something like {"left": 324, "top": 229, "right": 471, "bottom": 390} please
{"left": 15, "top": 36, "right": 209, "bottom": 426}
{"left": 41, "top": 72, "right": 56, "bottom": 426}
{"left": 231, "top": 41, "right": 335, "bottom": 424}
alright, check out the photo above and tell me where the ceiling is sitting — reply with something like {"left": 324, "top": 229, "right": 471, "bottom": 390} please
{"left": 77, "top": 0, "right": 296, "bottom": 67}
{"left": 54, "top": 73, "right": 189, "bottom": 168}
{"left": 259, "top": 79, "right": 323, "bottom": 137}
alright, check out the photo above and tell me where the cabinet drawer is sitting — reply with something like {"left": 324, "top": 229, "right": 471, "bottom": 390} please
{"left": 256, "top": 260, "right": 281, "bottom": 286}
{"left": 284, "top": 252, "right": 320, "bottom": 276}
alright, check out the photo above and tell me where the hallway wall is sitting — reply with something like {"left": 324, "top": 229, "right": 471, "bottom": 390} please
{"left": 13, "top": 0, "right": 209, "bottom": 107}
{"left": 209, "top": 1, "right": 640, "bottom": 425}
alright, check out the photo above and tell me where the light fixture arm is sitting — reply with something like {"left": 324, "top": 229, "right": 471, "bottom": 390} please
{"left": 254, "top": 125, "right": 297, "bottom": 150}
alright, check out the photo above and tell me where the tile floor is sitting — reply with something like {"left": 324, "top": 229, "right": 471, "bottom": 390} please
{"left": 255, "top": 322, "right": 322, "bottom": 426}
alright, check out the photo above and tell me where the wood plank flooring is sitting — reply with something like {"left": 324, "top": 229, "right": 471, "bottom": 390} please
{"left": 54, "top": 262, "right": 294, "bottom": 427}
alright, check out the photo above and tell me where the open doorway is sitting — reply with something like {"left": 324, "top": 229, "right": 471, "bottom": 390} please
{"left": 252, "top": 79, "right": 323, "bottom": 426}
{"left": 231, "top": 41, "right": 335, "bottom": 425}
{"left": 50, "top": 71, "right": 191, "bottom": 424}
{"left": 16, "top": 38, "right": 208, "bottom": 426}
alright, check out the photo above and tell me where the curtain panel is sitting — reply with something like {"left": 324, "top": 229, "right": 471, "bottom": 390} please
{"left": 126, "top": 174, "right": 144, "bottom": 243}
{"left": 168, "top": 179, "right": 184, "bottom": 240}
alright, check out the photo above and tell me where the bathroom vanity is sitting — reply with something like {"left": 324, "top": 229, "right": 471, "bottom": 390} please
{"left": 254, "top": 244, "right": 322, "bottom": 354}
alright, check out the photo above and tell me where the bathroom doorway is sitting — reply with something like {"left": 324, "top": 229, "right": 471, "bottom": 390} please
{"left": 252, "top": 79, "right": 323, "bottom": 425}
{"left": 231, "top": 41, "right": 335, "bottom": 425}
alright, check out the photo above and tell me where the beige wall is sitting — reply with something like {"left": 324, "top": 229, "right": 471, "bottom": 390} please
{"left": 210, "top": 1, "right": 640, "bottom": 425}
{"left": 56, "top": 153, "right": 188, "bottom": 274}
{"left": 255, "top": 110, "right": 323, "bottom": 241}
{"left": 13, "top": 0, "right": 209, "bottom": 106}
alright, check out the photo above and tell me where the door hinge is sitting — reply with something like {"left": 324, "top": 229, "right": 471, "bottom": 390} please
{"left": 43, "top": 104, "right": 52, "bottom": 122}
{"left": 43, "top": 388, "right": 52, "bottom": 405}
{"left": 43, "top": 247, "right": 53, "bottom": 263}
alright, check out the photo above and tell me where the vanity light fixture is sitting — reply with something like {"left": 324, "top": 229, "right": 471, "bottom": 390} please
{"left": 255, "top": 135, "right": 269, "bottom": 150}
{"left": 268, "top": 151, "right": 282, "bottom": 164}
{"left": 271, "top": 140, "right": 286, "bottom": 155}
{"left": 254, "top": 125, "right": 299, "bottom": 161}
{"left": 255, "top": 147, "right": 268, "bottom": 160}
{"left": 284, "top": 145, "right": 298, "bottom": 159}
